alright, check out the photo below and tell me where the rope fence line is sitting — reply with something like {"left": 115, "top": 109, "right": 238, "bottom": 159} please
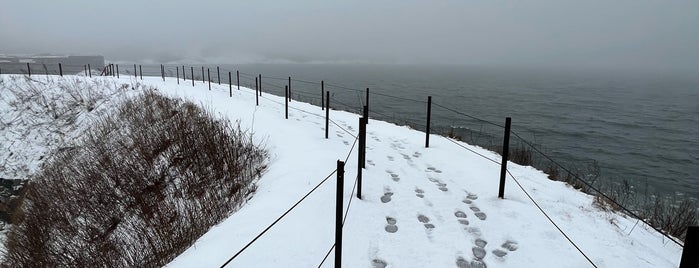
{"left": 509, "top": 131, "right": 684, "bottom": 247}
{"left": 219, "top": 168, "right": 337, "bottom": 267}
{"left": 506, "top": 170, "right": 598, "bottom": 268}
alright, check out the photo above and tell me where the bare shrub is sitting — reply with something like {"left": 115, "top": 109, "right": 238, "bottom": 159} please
{"left": 3, "top": 90, "right": 268, "bottom": 266}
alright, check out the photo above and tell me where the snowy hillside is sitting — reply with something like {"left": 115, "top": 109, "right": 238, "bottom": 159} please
{"left": 0, "top": 74, "right": 684, "bottom": 267}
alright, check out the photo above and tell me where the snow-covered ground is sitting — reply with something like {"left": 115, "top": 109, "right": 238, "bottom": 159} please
{"left": 0, "top": 74, "right": 684, "bottom": 267}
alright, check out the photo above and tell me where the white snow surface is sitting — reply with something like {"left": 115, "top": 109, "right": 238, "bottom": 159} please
{"left": 0, "top": 75, "right": 683, "bottom": 267}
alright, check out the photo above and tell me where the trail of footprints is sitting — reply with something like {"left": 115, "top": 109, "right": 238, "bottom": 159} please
{"left": 379, "top": 138, "right": 519, "bottom": 267}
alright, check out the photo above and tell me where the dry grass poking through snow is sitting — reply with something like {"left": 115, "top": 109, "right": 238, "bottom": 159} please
{"left": 2, "top": 90, "right": 268, "bottom": 267}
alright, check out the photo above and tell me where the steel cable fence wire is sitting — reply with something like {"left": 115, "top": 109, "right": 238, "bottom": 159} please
{"left": 432, "top": 102, "right": 505, "bottom": 129}
{"left": 441, "top": 135, "right": 501, "bottom": 165}
{"left": 317, "top": 243, "right": 336, "bottom": 268}
{"left": 219, "top": 168, "right": 338, "bottom": 267}
{"left": 508, "top": 131, "right": 684, "bottom": 247}
{"left": 505, "top": 170, "right": 598, "bottom": 268}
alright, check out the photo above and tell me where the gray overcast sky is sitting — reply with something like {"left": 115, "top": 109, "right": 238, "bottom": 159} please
{"left": 1, "top": 0, "right": 698, "bottom": 72}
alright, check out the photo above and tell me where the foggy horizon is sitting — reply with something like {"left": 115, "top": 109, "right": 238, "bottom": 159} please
{"left": 2, "top": 0, "right": 698, "bottom": 74}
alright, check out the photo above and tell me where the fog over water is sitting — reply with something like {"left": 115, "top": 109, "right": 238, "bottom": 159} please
{"left": 1, "top": 0, "right": 698, "bottom": 74}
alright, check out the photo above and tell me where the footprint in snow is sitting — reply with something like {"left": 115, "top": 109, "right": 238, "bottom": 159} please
{"left": 387, "top": 156, "right": 394, "bottom": 161}
{"left": 462, "top": 199, "right": 473, "bottom": 204}
{"left": 417, "top": 214, "right": 435, "bottom": 229}
{"left": 455, "top": 210, "right": 469, "bottom": 226}
{"left": 502, "top": 240, "right": 519, "bottom": 251}
{"left": 415, "top": 188, "right": 425, "bottom": 198}
{"left": 385, "top": 217, "right": 398, "bottom": 233}
{"left": 466, "top": 193, "right": 478, "bottom": 200}
{"left": 381, "top": 188, "right": 393, "bottom": 203}
{"left": 367, "top": 159, "right": 375, "bottom": 166}
{"left": 413, "top": 151, "right": 421, "bottom": 158}
{"left": 456, "top": 257, "right": 469, "bottom": 268}
{"left": 343, "top": 140, "right": 349, "bottom": 145}
{"left": 372, "top": 259, "right": 388, "bottom": 268}
{"left": 492, "top": 241, "right": 518, "bottom": 257}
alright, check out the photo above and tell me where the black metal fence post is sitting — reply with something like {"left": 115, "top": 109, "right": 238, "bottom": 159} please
{"left": 88, "top": 64, "right": 91, "bottom": 77}
{"left": 201, "top": 66, "right": 205, "bottom": 83}
{"left": 335, "top": 160, "right": 345, "bottom": 268}
{"left": 362, "top": 106, "right": 368, "bottom": 169}
{"left": 255, "top": 77, "right": 259, "bottom": 106}
{"left": 321, "top": 80, "right": 325, "bottom": 110}
{"left": 365, "top": 88, "right": 369, "bottom": 124}
{"left": 207, "top": 68, "right": 211, "bottom": 90}
{"left": 228, "top": 71, "right": 232, "bottom": 97}
{"left": 285, "top": 86, "right": 289, "bottom": 119}
{"left": 191, "top": 67, "right": 194, "bottom": 87}
{"left": 116, "top": 64, "right": 119, "bottom": 78}
{"left": 161, "top": 64, "right": 165, "bottom": 81}
{"left": 176, "top": 67, "right": 179, "bottom": 84}
{"left": 425, "top": 96, "right": 432, "bottom": 148}
{"left": 217, "top": 66, "right": 220, "bottom": 85}
{"left": 259, "top": 74, "right": 262, "bottom": 96}
{"left": 358, "top": 117, "right": 366, "bottom": 199}
{"left": 139, "top": 65, "right": 143, "bottom": 80}
{"left": 133, "top": 64, "right": 137, "bottom": 78}
{"left": 680, "top": 226, "right": 698, "bottom": 268}
{"left": 182, "top": 65, "right": 186, "bottom": 81}
{"left": 236, "top": 70, "right": 240, "bottom": 90}
{"left": 498, "top": 117, "right": 512, "bottom": 199}
{"left": 84, "top": 65, "right": 87, "bottom": 76}
{"left": 325, "top": 91, "right": 330, "bottom": 139}
{"left": 27, "top": 63, "right": 31, "bottom": 77}
{"left": 58, "top": 63, "right": 63, "bottom": 77}
{"left": 288, "top": 76, "right": 292, "bottom": 102}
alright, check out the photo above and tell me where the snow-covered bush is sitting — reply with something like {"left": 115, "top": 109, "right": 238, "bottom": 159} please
{"left": 2, "top": 90, "right": 268, "bottom": 266}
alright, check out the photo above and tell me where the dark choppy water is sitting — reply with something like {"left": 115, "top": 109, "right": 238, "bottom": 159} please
{"left": 3, "top": 63, "right": 697, "bottom": 202}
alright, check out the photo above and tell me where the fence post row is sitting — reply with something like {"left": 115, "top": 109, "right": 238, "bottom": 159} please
{"left": 498, "top": 117, "right": 512, "bottom": 199}
{"left": 325, "top": 91, "right": 330, "bottom": 139}
{"left": 285, "top": 86, "right": 289, "bottom": 119}
{"left": 229, "top": 71, "right": 232, "bottom": 97}
{"left": 208, "top": 68, "right": 211, "bottom": 90}
{"left": 680, "top": 226, "right": 698, "bottom": 267}
{"left": 335, "top": 160, "right": 345, "bottom": 268}
{"left": 425, "top": 96, "right": 432, "bottom": 148}
{"left": 321, "top": 80, "right": 325, "bottom": 111}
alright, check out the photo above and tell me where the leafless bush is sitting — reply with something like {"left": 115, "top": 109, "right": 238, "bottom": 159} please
{"left": 2, "top": 90, "right": 268, "bottom": 267}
